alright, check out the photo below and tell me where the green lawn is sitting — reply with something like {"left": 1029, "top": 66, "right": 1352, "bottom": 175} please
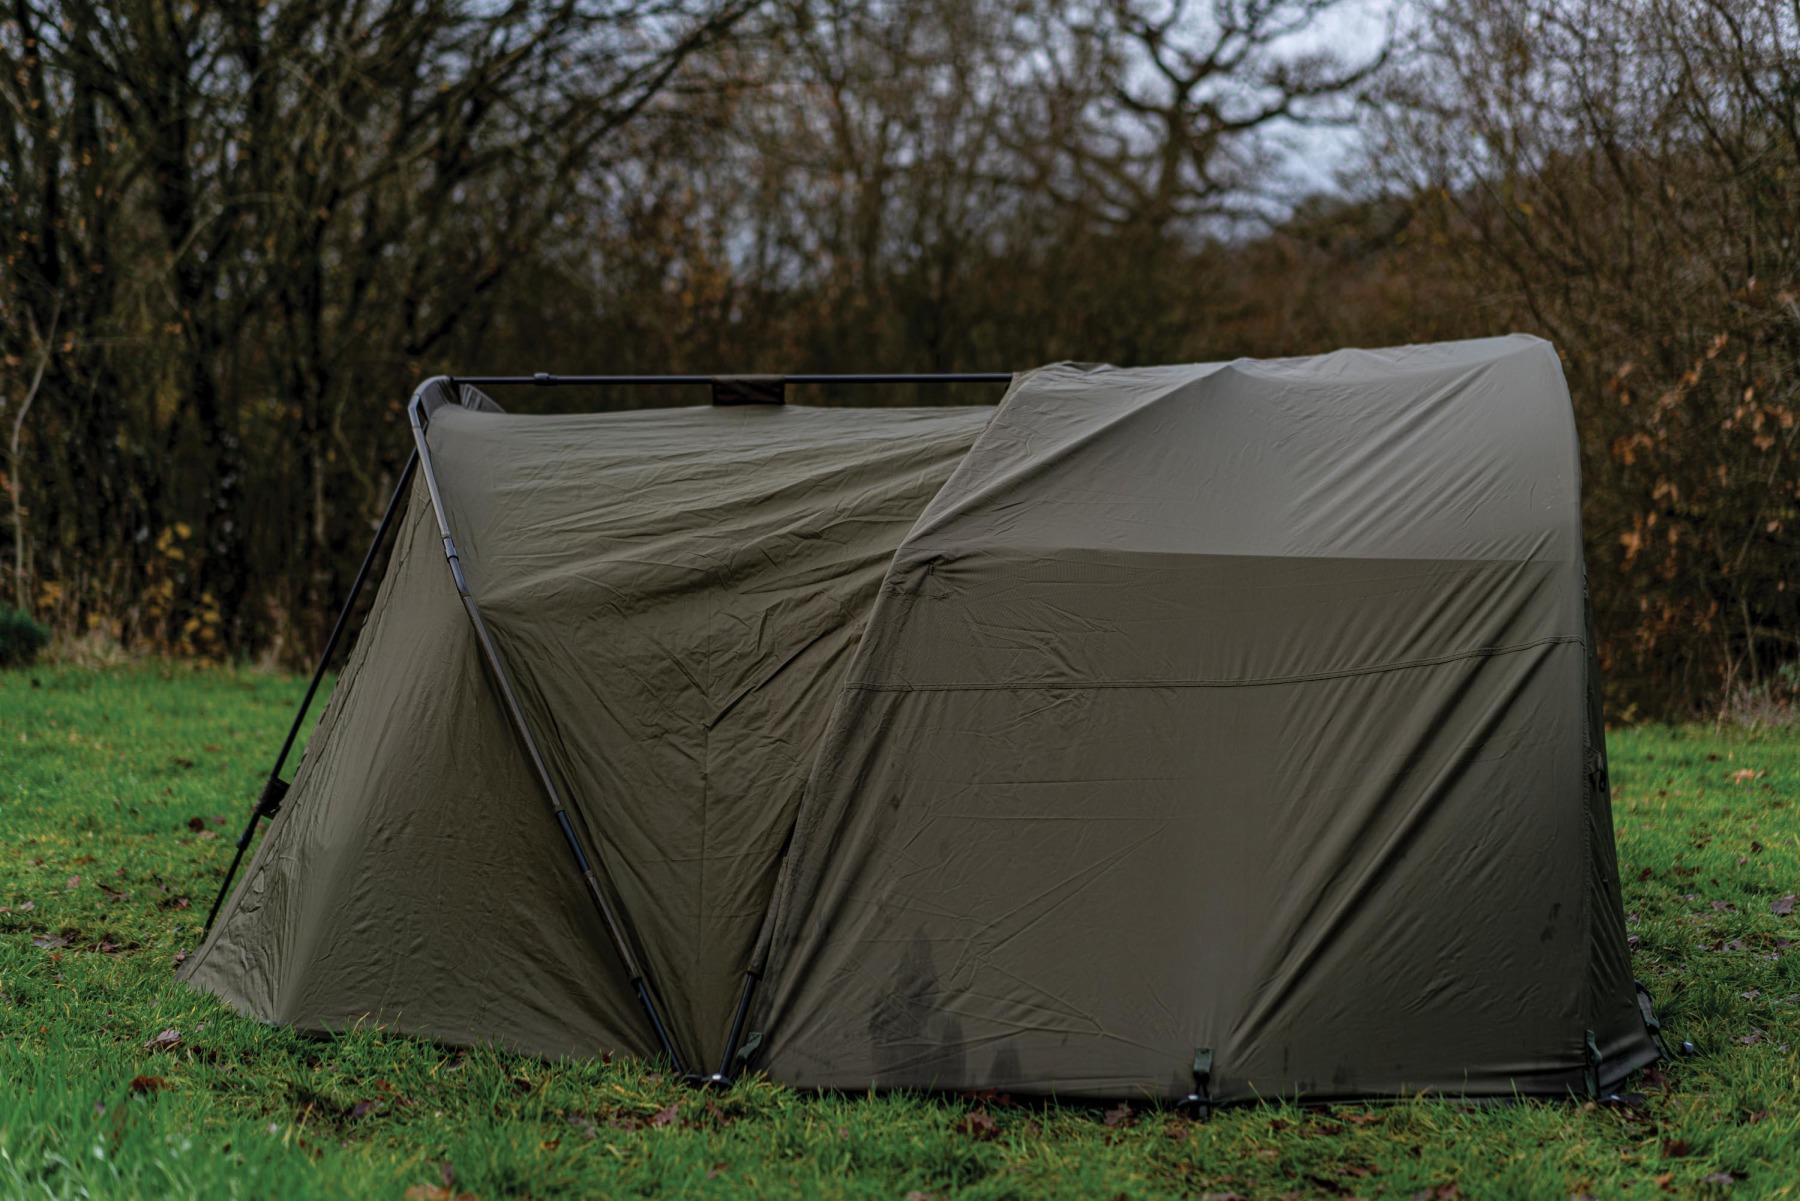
{"left": 1, "top": 665, "right": 1797, "bottom": 1200}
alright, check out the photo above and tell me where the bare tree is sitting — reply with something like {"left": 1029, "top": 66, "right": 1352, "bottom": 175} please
{"left": 1376, "top": 0, "right": 1800, "bottom": 713}
{"left": 1, "top": 0, "right": 755, "bottom": 651}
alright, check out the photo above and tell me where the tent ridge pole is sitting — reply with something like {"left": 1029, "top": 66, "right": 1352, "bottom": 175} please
{"left": 408, "top": 385, "right": 687, "bottom": 1074}
{"left": 201, "top": 448, "right": 420, "bottom": 939}
{"left": 451, "top": 372, "right": 1013, "bottom": 388}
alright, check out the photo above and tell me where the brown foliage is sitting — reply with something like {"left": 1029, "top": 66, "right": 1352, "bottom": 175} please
{"left": 1373, "top": 0, "right": 1800, "bottom": 715}
{"left": 3, "top": 0, "right": 1792, "bottom": 717}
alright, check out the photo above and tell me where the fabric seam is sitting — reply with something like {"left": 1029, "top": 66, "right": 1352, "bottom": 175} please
{"left": 843, "top": 635, "right": 1581, "bottom": 692}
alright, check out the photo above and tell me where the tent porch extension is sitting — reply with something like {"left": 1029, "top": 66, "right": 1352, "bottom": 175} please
{"left": 183, "top": 336, "right": 1660, "bottom": 1104}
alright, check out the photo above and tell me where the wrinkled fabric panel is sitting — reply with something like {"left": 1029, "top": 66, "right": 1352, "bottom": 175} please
{"left": 182, "top": 481, "right": 651, "bottom": 1059}
{"left": 765, "top": 648, "right": 1583, "bottom": 1100}
{"left": 762, "top": 336, "right": 1644, "bottom": 1100}
{"left": 426, "top": 404, "right": 992, "bottom": 1067}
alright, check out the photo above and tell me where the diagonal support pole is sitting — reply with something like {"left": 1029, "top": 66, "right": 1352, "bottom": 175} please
{"left": 204, "top": 450, "right": 420, "bottom": 938}
{"left": 408, "top": 387, "right": 687, "bottom": 1074}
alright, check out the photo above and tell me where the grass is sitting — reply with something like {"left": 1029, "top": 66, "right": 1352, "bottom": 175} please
{"left": 1, "top": 664, "right": 1797, "bottom": 1200}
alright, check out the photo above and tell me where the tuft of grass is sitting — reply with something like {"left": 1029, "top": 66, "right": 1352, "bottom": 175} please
{"left": 1, "top": 664, "right": 1797, "bottom": 1199}
{"left": 0, "top": 607, "right": 49, "bottom": 669}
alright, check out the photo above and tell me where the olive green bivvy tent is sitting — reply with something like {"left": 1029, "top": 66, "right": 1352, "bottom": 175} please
{"left": 183, "top": 335, "right": 1662, "bottom": 1105}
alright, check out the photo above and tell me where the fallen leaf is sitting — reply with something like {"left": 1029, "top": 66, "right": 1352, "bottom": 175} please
{"left": 648, "top": 1104, "right": 681, "bottom": 1128}
{"left": 1729, "top": 768, "right": 1763, "bottom": 783}
{"left": 1102, "top": 1102, "right": 1133, "bottom": 1129}
{"left": 1662, "top": 1138, "right": 1690, "bottom": 1157}
{"left": 349, "top": 1100, "right": 377, "bottom": 1120}
{"left": 958, "top": 1087, "right": 1013, "bottom": 1106}
{"left": 33, "top": 933, "right": 69, "bottom": 950}
{"left": 65, "top": 876, "right": 80, "bottom": 890}
{"left": 1772, "top": 894, "right": 1796, "bottom": 917}
{"left": 202, "top": 744, "right": 222, "bottom": 753}
{"left": 1711, "top": 900, "right": 1737, "bottom": 913}
{"left": 1741, "top": 989, "right": 1761, "bottom": 1001}
{"left": 1737, "top": 1029, "right": 1764, "bottom": 1045}
{"left": 17, "top": 901, "right": 33, "bottom": 912}
{"left": 1410, "top": 1187, "right": 1460, "bottom": 1201}
{"left": 955, "top": 1109, "right": 1000, "bottom": 1141}
{"left": 143, "top": 1028, "right": 181, "bottom": 1051}
{"left": 128, "top": 1075, "right": 167, "bottom": 1094}
{"left": 1343, "top": 1111, "right": 1383, "bottom": 1125}
{"left": 1701, "top": 1171, "right": 1739, "bottom": 1185}
{"left": 187, "top": 817, "right": 206, "bottom": 832}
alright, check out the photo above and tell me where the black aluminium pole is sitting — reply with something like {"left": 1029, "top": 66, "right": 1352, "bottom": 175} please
{"left": 407, "top": 390, "right": 688, "bottom": 1074}
{"left": 202, "top": 450, "right": 420, "bottom": 938}
{"left": 452, "top": 372, "right": 1015, "bottom": 387}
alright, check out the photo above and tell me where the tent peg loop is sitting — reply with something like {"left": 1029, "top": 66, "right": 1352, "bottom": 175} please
{"left": 1633, "top": 979, "right": 1696, "bottom": 1059}
{"left": 1175, "top": 1047, "right": 1214, "bottom": 1120}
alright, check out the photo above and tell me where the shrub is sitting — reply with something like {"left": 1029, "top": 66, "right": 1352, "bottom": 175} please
{"left": 0, "top": 607, "right": 49, "bottom": 668}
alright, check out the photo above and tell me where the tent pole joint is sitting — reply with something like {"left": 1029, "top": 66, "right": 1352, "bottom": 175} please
{"left": 710, "top": 375, "right": 786, "bottom": 406}
{"left": 254, "top": 775, "right": 290, "bottom": 819}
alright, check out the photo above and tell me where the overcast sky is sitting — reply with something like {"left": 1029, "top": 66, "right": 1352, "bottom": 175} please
{"left": 1270, "top": 0, "right": 1399, "bottom": 201}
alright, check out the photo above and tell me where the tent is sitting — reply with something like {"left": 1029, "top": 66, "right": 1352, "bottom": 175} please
{"left": 183, "top": 335, "right": 1662, "bottom": 1105}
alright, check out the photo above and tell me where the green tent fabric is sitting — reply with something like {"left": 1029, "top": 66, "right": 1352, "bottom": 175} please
{"left": 183, "top": 334, "right": 1659, "bottom": 1102}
